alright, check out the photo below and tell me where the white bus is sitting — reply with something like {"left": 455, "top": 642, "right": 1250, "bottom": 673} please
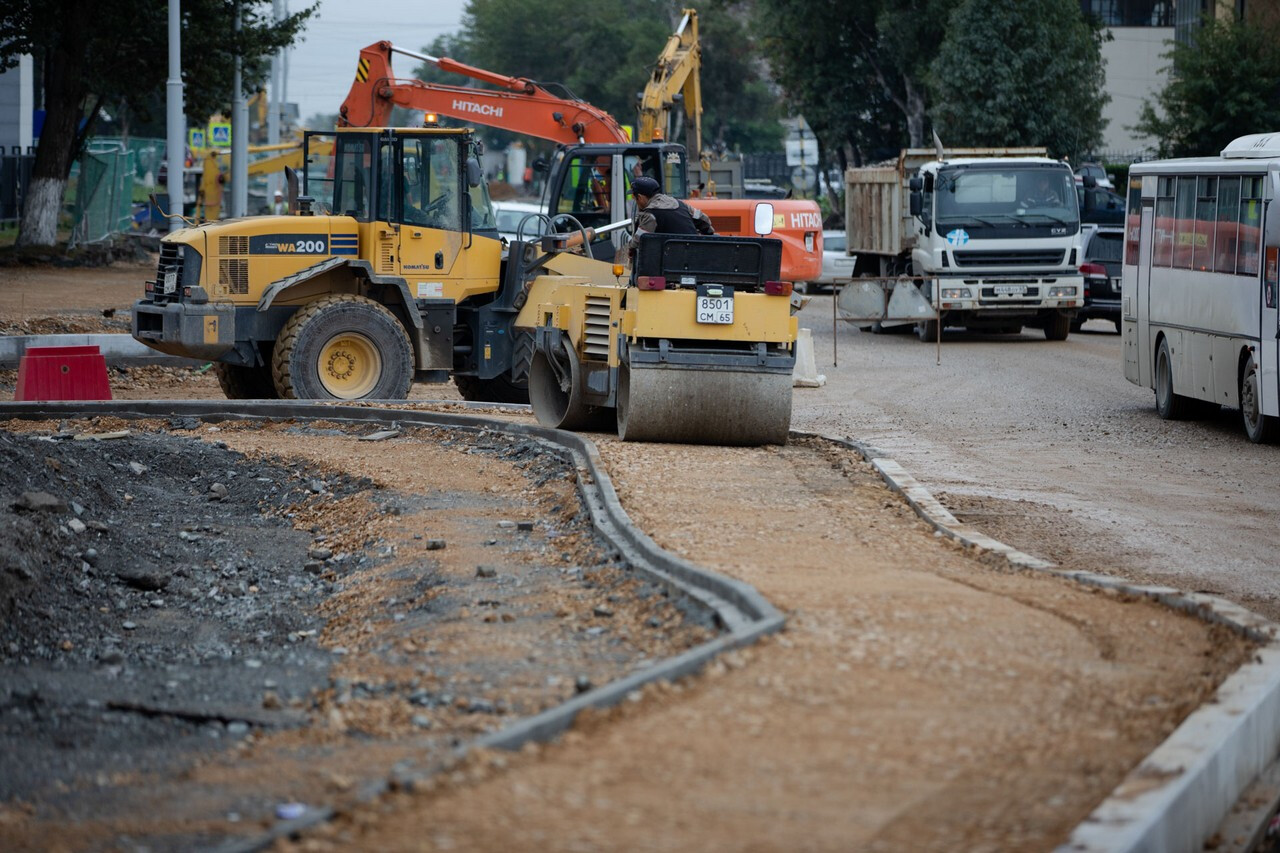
{"left": 1123, "top": 132, "right": 1280, "bottom": 443}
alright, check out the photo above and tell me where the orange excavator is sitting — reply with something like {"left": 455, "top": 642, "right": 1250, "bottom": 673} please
{"left": 337, "top": 36, "right": 822, "bottom": 282}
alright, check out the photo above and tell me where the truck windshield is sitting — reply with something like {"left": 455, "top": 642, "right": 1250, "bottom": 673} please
{"left": 934, "top": 166, "right": 1078, "bottom": 229}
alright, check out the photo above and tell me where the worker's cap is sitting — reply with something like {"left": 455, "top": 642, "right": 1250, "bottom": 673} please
{"left": 630, "top": 177, "right": 660, "bottom": 197}
{"left": 274, "top": 190, "right": 284, "bottom": 197}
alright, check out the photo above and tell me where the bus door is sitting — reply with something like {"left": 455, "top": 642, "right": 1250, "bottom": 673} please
{"left": 1130, "top": 201, "right": 1155, "bottom": 387}
{"left": 1262, "top": 185, "right": 1280, "bottom": 418}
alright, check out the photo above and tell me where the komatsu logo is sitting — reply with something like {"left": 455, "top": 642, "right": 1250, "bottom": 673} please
{"left": 790, "top": 212, "right": 822, "bottom": 229}
{"left": 452, "top": 99, "right": 503, "bottom": 118}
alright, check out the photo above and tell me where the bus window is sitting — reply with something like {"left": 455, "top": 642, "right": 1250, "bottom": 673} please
{"left": 1173, "top": 176, "right": 1196, "bottom": 270}
{"left": 1240, "top": 176, "right": 1263, "bottom": 276}
{"left": 1124, "top": 178, "right": 1142, "bottom": 266}
{"left": 1193, "top": 176, "right": 1216, "bottom": 272}
{"left": 1154, "top": 177, "right": 1175, "bottom": 267}
{"left": 1215, "top": 177, "right": 1240, "bottom": 275}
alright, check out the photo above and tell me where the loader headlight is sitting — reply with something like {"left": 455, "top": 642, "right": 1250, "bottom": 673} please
{"left": 1048, "top": 285, "right": 1078, "bottom": 298}
{"left": 941, "top": 287, "right": 972, "bottom": 299}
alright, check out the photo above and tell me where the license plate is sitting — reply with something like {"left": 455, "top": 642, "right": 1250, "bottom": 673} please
{"left": 993, "top": 284, "right": 1026, "bottom": 295}
{"left": 696, "top": 295, "right": 734, "bottom": 324}
{"left": 163, "top": 270, "right": 177, "bottom": 293}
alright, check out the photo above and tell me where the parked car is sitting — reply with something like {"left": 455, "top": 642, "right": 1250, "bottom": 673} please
{"left": 492, "top": 200, "right": 544, "bottom": 243}
{"left": 806, "top": 229, "right": 856, "bottom": 292}
{"left": 1075, "top": 162, "right": 1114, "bottom": 190}
{"left": 1077, "top": 184, "right": 1126, "bottom": 225}
{"left": 1075, "top": 224, "right": 1123, "bottom": 332}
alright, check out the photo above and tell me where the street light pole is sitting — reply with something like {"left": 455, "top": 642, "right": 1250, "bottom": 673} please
{"left": 230, "top": 1, "right": 248, "bottom": 217}
{"left": 165, "top": 0, "right": 185, "bottom": 231}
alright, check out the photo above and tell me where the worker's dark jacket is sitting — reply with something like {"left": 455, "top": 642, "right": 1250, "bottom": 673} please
{"left": 628, "top": 193, "right": 715, "bottom": 250}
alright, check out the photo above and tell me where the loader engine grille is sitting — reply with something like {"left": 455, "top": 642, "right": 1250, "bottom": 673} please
{"left": 219, "top": 235, "right": 249, "bottom": 256}
{"left": 952, "top": 250, "right": 1066, "bottom": 268}
{"left": 219, "top": 258, "right": 249, "bottom": 294}
{"left": 149, "top": 242, "right": 184, "bottom": 303}
{"left": 583, "top": 296, "right": 612, "bottom": 359}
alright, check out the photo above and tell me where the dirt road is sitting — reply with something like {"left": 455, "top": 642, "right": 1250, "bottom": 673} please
{"left": 0, "top": 262, "right": 1266, "bottom": 850}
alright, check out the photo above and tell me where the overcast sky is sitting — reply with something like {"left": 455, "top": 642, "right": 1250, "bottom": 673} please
{"left": 284, "top": 0, "right": 468, "bottom": 123}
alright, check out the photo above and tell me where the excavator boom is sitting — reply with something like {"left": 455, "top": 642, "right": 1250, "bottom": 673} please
{"left": 339, "top": 42, "right": 629, "bottom": 145}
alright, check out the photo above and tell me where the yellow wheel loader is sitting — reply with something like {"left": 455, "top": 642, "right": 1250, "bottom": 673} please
{"left": 132, "top": 126, "right": 796, "bottom": 444}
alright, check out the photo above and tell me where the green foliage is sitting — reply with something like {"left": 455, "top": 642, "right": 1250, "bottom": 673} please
{"left": 928, "top": 0, "right": 1108, "bottom": 160}
{"left": 410, "top": 0, "right": 781, "bottom": 154}
{"left": 1134, "top": 16, "right": 1280, "bottom": 158}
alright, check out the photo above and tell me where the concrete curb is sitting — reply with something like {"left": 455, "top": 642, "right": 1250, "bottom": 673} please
{"left": 795, "top": 430, "right": 1280, "bottom": 853}
{"left": 0, "top": 400, "right": 784, "bottom": 853}
{"left": 0, "top": 333, "right": 205, "bottom": 368}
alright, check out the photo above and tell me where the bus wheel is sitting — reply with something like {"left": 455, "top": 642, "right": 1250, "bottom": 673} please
{"left": 1154, "top": 338, "right": 1191, "bottom": 420}
{"left": 1240, "top": 354, "right": 1277, "bottom": 443}
{"left": 272, "top": 295, "right": 412, "bottom": 400}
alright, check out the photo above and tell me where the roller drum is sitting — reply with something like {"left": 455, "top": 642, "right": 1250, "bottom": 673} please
{"left": 618, "top": 363, "right": 792, "bottom": 446}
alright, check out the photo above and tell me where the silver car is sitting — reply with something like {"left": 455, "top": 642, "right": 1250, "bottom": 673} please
{"left": 808, "top": 229, "right": 856, "bottom": 292}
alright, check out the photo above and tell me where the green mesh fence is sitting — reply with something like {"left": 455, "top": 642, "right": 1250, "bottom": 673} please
{"left": 69, "top": 140, "right": 137, "bottom": 245}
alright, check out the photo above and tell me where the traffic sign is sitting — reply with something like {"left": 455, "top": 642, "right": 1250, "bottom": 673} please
{"left": 791, "top": 165, "right": 816, "bottom": 191}
{"left": 785, "top": 137, "right": 818, "bottom": 167}
{"left": 209, "top": 121, "right": 231, "bottom": 148}
{"left": 187, "top": 128, "right": 206, "bottom": 151}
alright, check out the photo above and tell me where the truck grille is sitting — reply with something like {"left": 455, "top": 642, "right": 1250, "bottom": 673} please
{"left": 219, "top": 259, "right": 248, "bottom": 294}
{"left": 953, "top": 250, "right": 1066, "bottom": 267}
{"left": 583, "top": 295, "right": 612, "bottom": 359}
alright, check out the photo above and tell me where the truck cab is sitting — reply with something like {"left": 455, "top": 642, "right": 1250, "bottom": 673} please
{"left": 908, "top": 157, "right": 1084, "bottom": 339}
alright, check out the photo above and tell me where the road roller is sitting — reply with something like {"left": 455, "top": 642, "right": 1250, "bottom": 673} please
{"left": 520, "top": 232, "right": 797, "bottom": 445}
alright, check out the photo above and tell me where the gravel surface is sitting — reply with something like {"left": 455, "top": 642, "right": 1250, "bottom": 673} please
{"left": 0, "top": 264, "right": 1264, "bottom": 850}
{"left": 0, "top": 417, "right": 712, "bottom": 851}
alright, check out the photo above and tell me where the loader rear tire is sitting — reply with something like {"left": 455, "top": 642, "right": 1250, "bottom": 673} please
{"left": 214, "top": 362, "right": 278, "bottom": 400}
{"left": 272, "top": 295, "right": 412, "bottom": 400}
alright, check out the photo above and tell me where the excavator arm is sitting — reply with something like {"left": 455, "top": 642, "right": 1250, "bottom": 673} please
{"left": 338, "top": 41, "right": 630, "bottom": 145}
{"left": 638, "top": 9, "right": 702, "bottom": 161}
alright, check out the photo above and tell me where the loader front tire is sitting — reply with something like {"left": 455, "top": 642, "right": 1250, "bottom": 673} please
{"left": 272, "top": 295, "right": 412, "bottom": 400}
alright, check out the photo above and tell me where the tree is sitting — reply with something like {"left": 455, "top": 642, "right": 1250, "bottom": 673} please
{"left": 928, "top": 0, "right": 1108, "bottom": 160}
{"left": 1135, "top": 16, "right": 1280, "bottom": 158}
{"left": 410, "top": 0, "right": 781, "bottom": 154}
{"left": 0, "top": 0, "right": 313, "bottom": 248}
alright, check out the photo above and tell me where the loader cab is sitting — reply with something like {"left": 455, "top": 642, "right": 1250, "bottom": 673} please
{"left": 302, "top": 128, "right": 501, "bottom": 302}
{"left": 542, "top": 143, "right": 689, "bottom": 261}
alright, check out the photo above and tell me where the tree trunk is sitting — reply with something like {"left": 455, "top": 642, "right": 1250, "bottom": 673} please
{"left": 903, "top": 77, "right": 926, "bottom": 150}
{"left": 16, "top": 34, "right": 90, "bottom": 248}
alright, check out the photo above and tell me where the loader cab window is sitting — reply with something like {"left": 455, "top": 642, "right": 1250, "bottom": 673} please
{"left": 333, "top": 136, "right": 373, "bottom": 220}
{"left": 392, "top": 137, "right": 462, "bottom": 231}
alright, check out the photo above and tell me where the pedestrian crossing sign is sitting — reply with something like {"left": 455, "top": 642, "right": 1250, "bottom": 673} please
{"left": 209, "top": 122, "right": 231, "bottom": 147}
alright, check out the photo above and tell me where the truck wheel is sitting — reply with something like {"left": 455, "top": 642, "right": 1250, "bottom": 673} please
{"left": 214, "top": 362, "right": 278, "bottom": 399}
{"left": 1154, "top": 337, "right": 1190, "bottom": 420}
{"left": 1044, "top": 313, "right": 1071, "bottom": 341}
{"left": 1240, "top": 354, "right": 1277, "bottom": 443}
{"left": 271, "top": 295, "right": 412, "bottom": 400}
{"left": 916, "top": 319, "right": 938, "bottom": 342}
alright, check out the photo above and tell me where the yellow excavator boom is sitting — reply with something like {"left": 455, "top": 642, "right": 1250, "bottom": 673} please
{"left": 637, "top": 8, "right": 702, "bottom": 163}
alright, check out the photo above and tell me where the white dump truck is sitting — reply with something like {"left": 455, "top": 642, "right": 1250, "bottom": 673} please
{"left": 844, "top": 148, "right": 1084, "bottom": 340}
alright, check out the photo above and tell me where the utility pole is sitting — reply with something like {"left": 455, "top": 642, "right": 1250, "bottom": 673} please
{"left": 230, "top": 1, "right": 248, "bottom": 217}
{"left": 165, "top": 0, "right": 185, "bottom": 231}
{"left": 267, "top": 0, "right": 283, "bottom": 201}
